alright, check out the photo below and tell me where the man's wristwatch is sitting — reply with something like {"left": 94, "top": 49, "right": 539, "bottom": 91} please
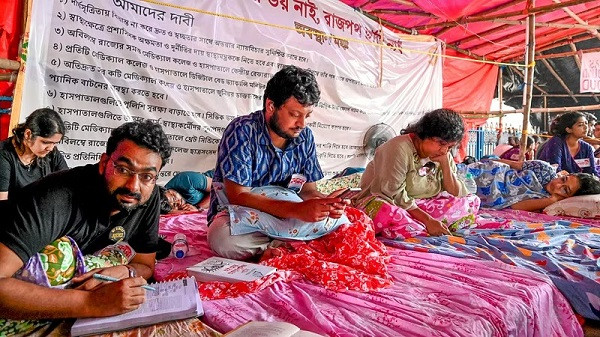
{"left": 124, "top": 265, "right": 137, "bottom": 278}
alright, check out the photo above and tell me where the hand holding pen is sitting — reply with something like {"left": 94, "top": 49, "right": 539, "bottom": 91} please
{"left": 93, "top": 273, "right": 156, "bottom": 291}
{"left": 71, "top": 265, "right": 152, "bottom": 291}
{"left": 68, "top": 266, "right": 153, "bottom": 316}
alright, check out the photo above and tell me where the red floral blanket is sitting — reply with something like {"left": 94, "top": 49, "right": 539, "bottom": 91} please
{"left": 165, "top": 207, "right": 392, "bottom": 300}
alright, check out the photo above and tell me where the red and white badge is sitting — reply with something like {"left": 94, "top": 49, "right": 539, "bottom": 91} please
{"left": 575, "top": 158, "right": 591, "bottom": 168}
{"left": 288, "top": 173, "right": 307, "bottom": 193}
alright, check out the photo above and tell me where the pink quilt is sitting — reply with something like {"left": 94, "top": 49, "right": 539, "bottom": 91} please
{"left": 156, "top": 211, "right": 584, "bottom": 337}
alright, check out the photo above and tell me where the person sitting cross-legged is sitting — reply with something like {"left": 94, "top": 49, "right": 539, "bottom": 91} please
{"left": 353, "top": 109, "right": 479, "bottom": 239}
{"left": 207, "top": 65, "right": 348, "bottom": 260}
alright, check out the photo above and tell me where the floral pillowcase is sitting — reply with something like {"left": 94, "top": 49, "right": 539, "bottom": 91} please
{"left": 226, "top": 185, "right": 350, "bottom": 240}
{"left": 543, "top": 194, "right": 600, "bottom": 218}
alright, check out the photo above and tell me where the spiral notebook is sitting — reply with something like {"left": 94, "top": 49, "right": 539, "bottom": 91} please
{"left": 71, "top": 276, "right": 203, "bottom": 336}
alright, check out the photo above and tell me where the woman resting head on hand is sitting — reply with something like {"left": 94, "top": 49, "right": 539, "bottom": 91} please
{"left": 355, "top": 109, "right": 475, "bottom": 238}
{"left": 0, "top": 108, "right": 68, "bottom": 200}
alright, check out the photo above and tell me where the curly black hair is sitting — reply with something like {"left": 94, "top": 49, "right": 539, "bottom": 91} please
{"left": 525, "top": 135, "right": 534, "bottom": 148}
{"left": 158, "top": 186, "right": 173, "bottom": 214}
{"left": 573, "top": 173, "right": 600, "bottom": 196}
{"left": 551, "top": 111, "right": 586, "bottom": 137}
{"left": 12, "top": 108, "right": 65, "bottom": 151}
{"left": 262, "top": 65, "right": 320, "bottom": 110}
{"left": 106, "top": 119, "right": 172, "bottom": 168}
{"left": 401, "top": 108, "right": 465, "bottom": 143}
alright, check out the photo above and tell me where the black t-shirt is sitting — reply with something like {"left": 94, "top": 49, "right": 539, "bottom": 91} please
{"left": 0, "top": 137, "right": 68, "bottom": 198}
{"left": 0, "top": 164, "right": 160, "bottom": 263}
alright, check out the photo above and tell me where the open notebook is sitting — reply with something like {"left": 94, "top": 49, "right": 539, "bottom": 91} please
{"left": 71, "top": 276, "right": 202, "bottom": 336}
{"left": 225, "top": 321, "right": 324, "bottom": 337}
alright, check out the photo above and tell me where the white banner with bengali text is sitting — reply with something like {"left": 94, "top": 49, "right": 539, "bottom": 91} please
{"left": 19, "top": 0, "right": 442, "bottom": 181}
{"left": 581, "top": 52, "right": 600, "bottom": 93}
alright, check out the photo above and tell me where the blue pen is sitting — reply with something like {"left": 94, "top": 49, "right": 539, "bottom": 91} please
{"left": 93, "top": 273, "right": 156, "bottom": 291}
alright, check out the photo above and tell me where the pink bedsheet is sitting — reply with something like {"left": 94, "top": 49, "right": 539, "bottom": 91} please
{"left": 482, "top": 208, "right": 600, "bottom": 227}
{"left": 156, "top": 211, "right": 584, "bottom": 337}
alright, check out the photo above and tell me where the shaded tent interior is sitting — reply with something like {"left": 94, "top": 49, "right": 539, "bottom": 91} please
{"left": 340, "top": 0, "right": 600, "bottom": 132}
{"left": 502, "top": 38, "right": 600, "bottom": 130}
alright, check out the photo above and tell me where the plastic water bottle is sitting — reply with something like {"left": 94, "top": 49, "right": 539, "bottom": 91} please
{"left": 464, "top": 173, "right": 478, "bottom": 195}
{"left": 171, "top": 233, "right": 189, "bottom": 259}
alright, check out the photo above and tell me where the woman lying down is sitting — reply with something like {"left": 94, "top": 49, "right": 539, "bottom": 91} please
{"left": 464, "top": 159, "right": 600, "bottom": 212}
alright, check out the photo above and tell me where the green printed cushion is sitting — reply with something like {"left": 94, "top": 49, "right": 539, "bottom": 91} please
{"left": 316, "top": 172, "right": 362, "bottom": 195}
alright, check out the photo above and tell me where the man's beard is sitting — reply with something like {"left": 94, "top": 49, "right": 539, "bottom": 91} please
{"left": 268, "top": 111, "right": 301, "bottom": 140}
{"left": 111, "top": 187, "right": 142, "bottom": 212}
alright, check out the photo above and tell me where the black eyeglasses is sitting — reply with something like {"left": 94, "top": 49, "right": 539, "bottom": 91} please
{"left": 418, "top": 161, "right": 437, "bottom": 177}
{"left": 110, "top": 160, "right": 158, "bottom": 185}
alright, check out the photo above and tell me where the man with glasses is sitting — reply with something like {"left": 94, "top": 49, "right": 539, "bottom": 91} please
{"left": 0, "top": 120, "right": 171, "bottom": 323}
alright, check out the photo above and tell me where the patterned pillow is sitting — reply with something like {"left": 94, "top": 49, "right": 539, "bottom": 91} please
{"left": 316, "top": 173, "right": 363, "bottom": 195}
{"left": 229, "top": 185, "right": 350, "bottom": 240}
{"left": 543, "top": 195, "right": 600, "bottom": 218}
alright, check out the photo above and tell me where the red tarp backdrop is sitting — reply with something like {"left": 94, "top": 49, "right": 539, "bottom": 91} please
{"left": 0, "top": 0, "right": 23, "bottom": 139}
{"left": 443, "top": 49, "right": 498, "bottom": 161}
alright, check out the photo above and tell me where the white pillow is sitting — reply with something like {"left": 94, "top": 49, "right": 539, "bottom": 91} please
{"left": 543, "top": 194, "right": 600, "bottom": 218}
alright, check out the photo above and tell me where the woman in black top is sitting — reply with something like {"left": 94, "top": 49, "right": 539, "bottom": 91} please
{"left": 0, "top": 108, "right": 68, "bottom": 200}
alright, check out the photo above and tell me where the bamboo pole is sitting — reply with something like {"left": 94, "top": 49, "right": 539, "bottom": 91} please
{"left": 358, "top": 0, "right": 376, "bottom": 9}
{"left": 387, "top": 0, "right": 420, "bottom": 8}
{"left": 536, "top": 33, "right": 594, "bottom": 52}
{"left": 460, "top": 103, "right": 600, "bottom": 116}
{"left": 0, "top": 73, "right": 18, "bottom": 82}
{"left": 451, "top": 10, "right": 585, "bottom": 47}
{"left": 354, "top": 8, "right": 490, "bottom": 61}
{"left": 466, "top": 27, "right": 526, "bottom": 53}
{"left": 555, "top": 0, "right": 600, "bottom": 40}
{"left": 539, "top": 57, "right": 578, "bottom": 103}
{"left": 0, "top": 58, "right": 20, "bottom": 71}
{"left": 490, "top": 6, "right": 600, "bottom": 61}
{"left": 9, "top": 0, "right": 32, "bottom": 134}
{"left": 497, "top": 32, "right": 591, "bottom": 62}
{"left": 519, "top": 1, "right": 536, "bottom": 162}
{"left": 369, "top": 9, "right": 437, "bottom": 18}
{"left": 428, "top": 0, "right": 522, "bottom": 39}
{"left": 413, "top": 0, "right": 597, "bottom": 31}
{"left": 535, "top": 46, "right": 600, "bottom": 60}
{"left": 355, "top": 8, "right": 413, "bottom": 34}
{"left": 452, "top": 24, "right": 510, "bottom": 46}
{"left": 510, "top": 65, "right": 548, "bottom": 94}
{"left": 497, "top": 67, "right": 504, "bottom": 146}
{"left": 491, "top": 18, "right": 600, "bottom": 30}
{"left": 543, "top": 96, "right": 548, "bottom": 132}
{"left": 472, "top": 0, "right": 524, "bottom": 18}
{"left": 570, "top": 43, "right": 582, "bottom": 68}
{"left": 512, "top": 93, "right": 600, "bottom": 97}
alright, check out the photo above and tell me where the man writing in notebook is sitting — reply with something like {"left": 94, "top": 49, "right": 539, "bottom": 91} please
{"left": 0, "top": 120, "right": 171, "bottom": 322}
{"left": 207, "top": 65, "right": 347, "bottom": 260}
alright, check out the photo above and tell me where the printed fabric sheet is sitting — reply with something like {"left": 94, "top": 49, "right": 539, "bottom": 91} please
{"left": 156, "top": 211, "right": 584, "bottom": 337}
{"left": 383, "top": 209, "right": 600, "bottom": 321}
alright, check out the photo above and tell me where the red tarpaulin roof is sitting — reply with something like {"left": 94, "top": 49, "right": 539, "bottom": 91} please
{"left": 340, "top": 0, "right": 600, "bottom": 62}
